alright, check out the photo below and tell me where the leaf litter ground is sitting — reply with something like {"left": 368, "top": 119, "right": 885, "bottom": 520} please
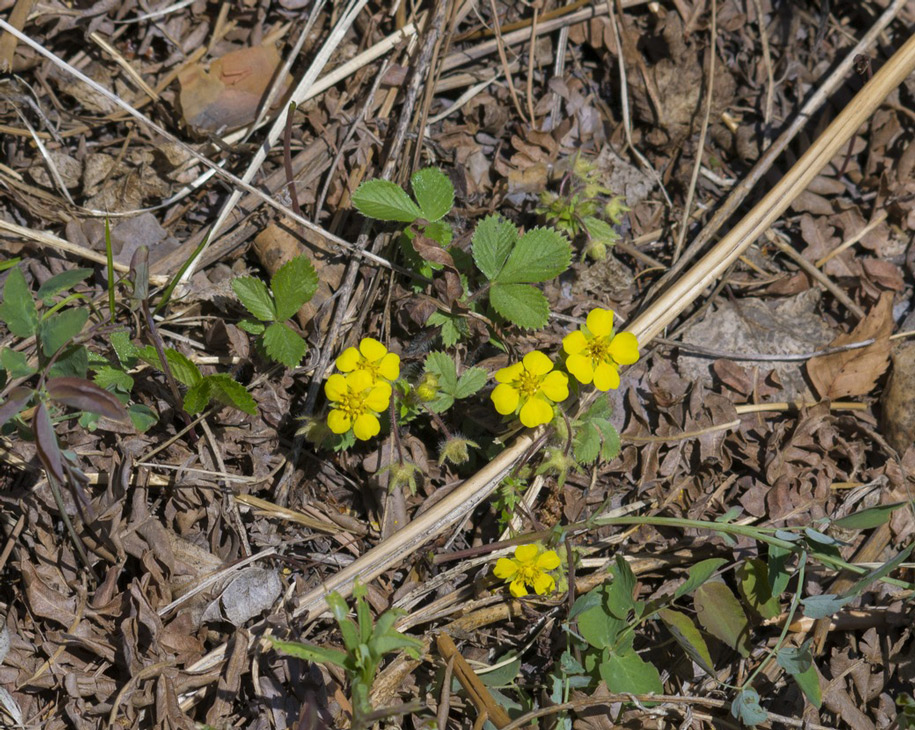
{"left": 1, "top": 1, "right": 915, "bottom": 728}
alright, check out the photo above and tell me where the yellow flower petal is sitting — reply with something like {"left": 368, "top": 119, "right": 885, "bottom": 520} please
{"left": 335, "top": 347, "right": 361, "bottom": 372}
{"left": 352, "top": 413, "right": 380, "bottom": 440}
{"left": 532, "top": 572, "right": 556, "bottom": 596}
{"left": 359, "top": 337, "right": 388, "bottom": 361}
{"left": 491, "top": 384, "right": 520, "bottom": 415}
{"left": 509, "top": 578, "right": 529, "bottom": 597}
{"left": 364, "top": 383, "right": 392, "bottom": 412}
{"left": 378, "top": 353, "right": 400, "bottom": 380}
{"left": 495, "top": 362, "right": 524, "bottom": 384}
{"left": 540, "top": 371, "right": 569, "bottom": 403}
{"left": 562, "top": 330, "right": 588, "bottom": 355}
{"left": 566, "top": 353, "right": 594, "bottom": 385}
{"left": 519, "top": 395, "right": 553, "bottom": 428}
{"left": 347, "top": 370, "right": 375, "bottom": 393}
{"left": 522, "top": 350, "right": 553, "bottom": 376}
{"left": 536, "top": 550, "right": 561, "bottom": 570}
{"left": 493, "top": 557, "right": 519, "bottom": 580}
{"left": 586, "top": 308, "right": 614, "bottom": 337}
{"left": 592, "top": 361, "right": 620, "bottom": 391}
{"left": 609, "top": 332, "right": 640, "bottom": 365}
{"left": 327, "top": 409, "right": 351, "bottom": 434}
{"left": 515, "top": 544, "right": 540, "bottom": 563}
{"left": 325, "top": 374, "right": 348, "bottom": 401}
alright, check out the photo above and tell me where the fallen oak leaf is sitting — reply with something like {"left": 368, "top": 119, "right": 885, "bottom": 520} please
{"left": 807, "top": 291, "right": 893, "bottom": 399}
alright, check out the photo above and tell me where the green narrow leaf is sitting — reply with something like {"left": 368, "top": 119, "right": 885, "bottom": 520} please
{"left": 262, "top": 322, "right": 306, "bottom": 368}
{"left": 39, "top": 308, "right": 89, "bottom": 356}
{"left": 269, "top": 638, "right": 348, "bottom": 668}
{"left": 833, "top": 501, "right": 906, "bottom": 530}
{"left": 410, "top": 167, "right": 454, "bottom": 222}
{"left": 792, "top": 663, "right": 822, "bottom": 709}
{"left": 0, "top": 258, "right": 21, "bottom": 272}
{"left": 492, "top": 227, "right": 571, "bottom": 284}
{"left": 232, "top": 276, "right": 277, "bottom": 321}
{"left": 205, "top": 374, "right": 257, "bottom": 415}
{"left": 105, "top": 218, "right": 116, "bottom": 321}
{"left": 736, "top": 559, "right": 781, "bottom": 620}
{"left": 598, "top": 650, "right": 662, "bottom": 695}
{"left": 767, "top": 543, "right": 792, "bottom": 597}
{"left": 694, "top": 582, "right": 752, "bottom": 657}
{"left": 846, "top": 542, "right": 914, "bottom": 599}
{"left": 154, "top": 229, "right": 211, "bottom": 315}
{"left": 471, "top": 215, "right": 517, "bottom": 281}
{"left": 606, "top": 556, "right": 636, "bottom": 619}
{"left": 658, "top": 608, "right": 716, "bottom": 676}
{"left": 351, "top": 179, "right": 423, "bottom": 222}
{"left": 489, "top": 282, "right": 549, "bottom": 330}
{"left": 0, "top": 267, "right": 39, "bottom": 337}
{"left": 271, "top": 255, "right": 319, "bottom": 321}
{"left": 36, "top": 268, "right": 93, "bottom": 305}
{"left": 731, "top": 688, "right": 768, "bottom": 726}
{"left": 673, "top": 558, "right": 728, "bottom": 600}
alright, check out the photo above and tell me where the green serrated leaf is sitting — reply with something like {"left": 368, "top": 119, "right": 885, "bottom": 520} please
{"left": 93, "top": 365, "right": 133, "bottom": 393}
{"left": 453, "top": 366, "right": 487, "bottom": 399}
{"left": 674, "top": 558, "right": 728, "bottom": 600}
{"left": 427, "top": 310, "right": 467, "bottom": 346}
{"left": 493, "top": 227, "right": 571, "bottom": 284}
{"left": 731, "top": 688, "right": 767, "bottom": 726}
{"left": 489, "top": 282, "right": 549, "bottom": 329}
{"left": 596, "top": 420, "right": 621, "bottom": 461}
{"left": 238, "top": 319, "right": 266, "bottom": 335}
{"left": 183, "top": 380, "right": 211, "bottom": 414}
{"left": 263, "top": 322, "right": 306, "bottom": 368}
{"left": 0, "top": 267, "right": 38, "bottom": 337}
{"left": 271, "top": 255, "right": 318, "bottom": 321}
{"left": 36, "top": 268, "right": 93, "bottom": 304}
{"left": 599, "top": 650, "right": 662, "bottom": 695}
{"left": 352, "top": 179, "right": 423, "bottom": 222}
{"left": 424, "top": 352, "right": 458, "bottom": 392}
{"left": 128, "top": 403, "right": 157, "bottom": 433}
{"left": 694, "top": 581, "right": 752, "bottom": 657}
{"left": 422, "top": 219, "right": 453, "bottom": 246}
{"left": 573, "top": 423, "right": 601, "bottom": 464}
{"left": 110, "top": 331, "right": 138, "bottom": 369}
{"left": 658, "top": 608, "right": 716, "bottom": 676}
{"left": 833, "top": 501, "right": 906, "bottom": 530}
{"left": 39, "top": 308, "right": 89, "bottom": 356}
{"left": 232, "top": 276, "right": 276, "bottom": 321}
{"left": 1, "top": 347, "right": 36, "bottom": 378}
{"left": 737, "top": 559, "right": 781, "bottom": 620}
{"left": 410, "top": 167, "right": 454, "bottom": 222}
{"left": 205, "top": 373, "right": 257, "bottom": 415}
{"left": 139, "top": 346, "right": 202, "bottom": 387}
{"left": 582, "top": 216, "right": 620, "bottom": 246}
{"left": 472, "top": 215, "right": 517, "bottom": 281}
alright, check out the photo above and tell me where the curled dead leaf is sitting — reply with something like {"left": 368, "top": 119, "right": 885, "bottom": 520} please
{"left": 46, "top": 376, "right": 130, "bottom": 422}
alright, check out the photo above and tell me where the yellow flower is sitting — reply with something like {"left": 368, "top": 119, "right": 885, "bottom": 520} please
{"left": 493, "top": 543, "right": 561, "bottom": 597}
{"left": 325, "top": 370, "right": 392, "bottom": 440}
{"left": 562, "top": 308, "right": 639, "bottom": 391}
{"left": 491, "top": 351, "right": 569, "bottom": 428}
{"left": 336, "top": 337, "right": 400, "bottom": 382}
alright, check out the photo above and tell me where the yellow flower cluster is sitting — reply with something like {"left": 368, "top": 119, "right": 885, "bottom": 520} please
{"left": 489, "top": 307, "right": 639, "bottom": 428}
{"left": 325, "top": 338, "right": 400, "bottom": 441}
{"left": 494, "top": 543, "right": 561, "bottom": 597}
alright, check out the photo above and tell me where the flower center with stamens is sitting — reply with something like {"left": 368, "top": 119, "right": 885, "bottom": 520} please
{"left": 514, "top": 370, "right": 543, "bottom": 398}
{"left": 585, "top": 337, "right": 610, "bottom": 363}
{"left": 337, "top": 390, "right": 369, "bottom": 419}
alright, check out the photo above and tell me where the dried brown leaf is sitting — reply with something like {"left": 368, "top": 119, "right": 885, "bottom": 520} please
{"left": 46, "top": 376, "right": 130, "bottom": 422}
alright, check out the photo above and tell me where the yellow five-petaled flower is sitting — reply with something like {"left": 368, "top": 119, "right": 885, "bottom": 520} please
{"left": 494, "top": 543, "right": 561, "bottom": 597}
{"left": 336, "top": 337, "right": 400, "bottom": 383}
{"left": 491, "top": 351, "right": 569, "bottom": 428}
{"left": 562, "top": 308, "right": 639, "bottom": 391}
{"left": 325, "top": 370, "right": 392, "bottom": 441}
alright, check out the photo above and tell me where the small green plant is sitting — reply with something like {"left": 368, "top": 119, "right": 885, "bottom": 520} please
{"left": 270, "top": 585, "right": 423, "bottom": 728}
{"left": 232, "top": 254, "right": 319, "bottom": 368}
{"left": 536, "top": 153, "right": 629, "bottom": 261}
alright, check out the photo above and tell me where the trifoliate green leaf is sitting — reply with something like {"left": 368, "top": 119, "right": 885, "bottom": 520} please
{"left": 489, "top": 282, "right": 549, "bottom": 329}
{"left": 471, "top": 215, "right": 517, "bottom": 281}
{"left": 263, "top": 322, "right": 306, "bottom": 368}
{"left": 205, "top": 373, "right": 257, "bottom": 415}
{"left": 232, "top": 276, "right": 276, "bottom": 321}
{"left": 427, "top": 310, "right": 468, "bottom": 346}
{"left": 0, "top": 267, "right": 38, "bottom": 337}
{"left": 352, "top": 179, "right": 423, "bottom": 222}
{"left": 410, "top": 167, "right": 454, "bottom": 222}
{"left": 93, "top": 365, "right": 133, "bottom": 393}
{"left": 39, "top": 308, "right": 89, "bottom": 356}
{"left": 271, "top": 255, "right": 318, "bottom": 321}
{"left": 494, "top": 227, "right": 571, "bottom": 284}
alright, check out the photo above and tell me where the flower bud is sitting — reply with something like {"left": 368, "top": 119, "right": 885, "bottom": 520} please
{"left": 438, "top": 435, "right": 479, "bottom": 466}
{"left": 585, "top": 239, "right": 607, "bottom": 261}
{"left": 415, "top": 373, "right": 439, "bottom": 403}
